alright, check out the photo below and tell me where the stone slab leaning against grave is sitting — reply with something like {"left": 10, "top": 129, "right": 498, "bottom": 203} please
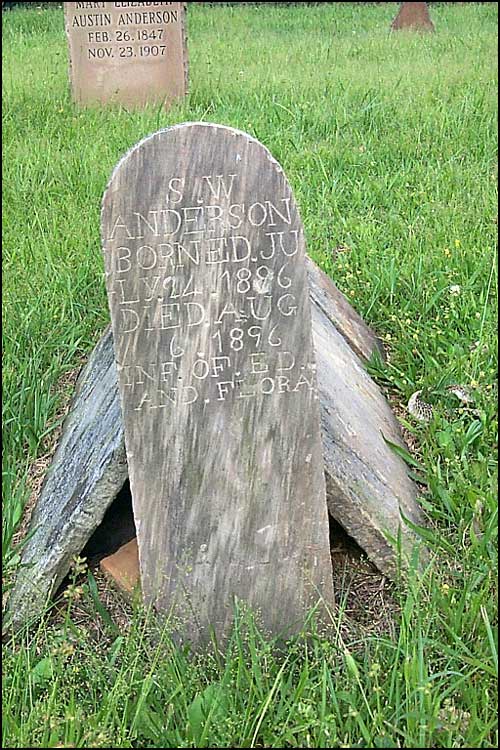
{"left": 3, "top": 125, "right": 426, "bottom": 638}
{"left": 3, "top": 255, "right": 426, "bottom": 638}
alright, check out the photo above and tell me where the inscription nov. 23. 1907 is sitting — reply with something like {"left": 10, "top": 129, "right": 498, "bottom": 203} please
{"left": 64, "top": 2, "right": 188, "bottom": 107}
{"left": 102, "top": 123, "right": 334, "bottom": 644}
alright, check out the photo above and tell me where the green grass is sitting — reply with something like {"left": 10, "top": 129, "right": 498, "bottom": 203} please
{"left": 2, "top": 2, "right": 498, "bottom": 747}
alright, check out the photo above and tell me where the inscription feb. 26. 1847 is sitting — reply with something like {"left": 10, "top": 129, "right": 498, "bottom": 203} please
{"left": 101, "top": 123, "right": 334, "bottom": 644}
{"left": 64, "top": 2, "right": 188, "bottom": 107}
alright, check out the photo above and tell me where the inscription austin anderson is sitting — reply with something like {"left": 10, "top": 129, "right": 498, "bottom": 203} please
{"left": 104, "top": 171, "right": 318, "bottom": 412}
{"left": 69, "top": 3, "right": 180, "bottom": 60}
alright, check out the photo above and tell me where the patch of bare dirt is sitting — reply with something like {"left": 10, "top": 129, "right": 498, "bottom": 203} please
{"left": 329, "top": 523, "right": 399, "bottom": 642}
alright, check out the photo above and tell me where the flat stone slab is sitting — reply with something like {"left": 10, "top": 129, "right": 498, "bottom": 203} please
{"left": 3, "top": 331, "right": 128, "bottom": 635}
{"left": 3, "top": 260, "right": 425, "bottom": 635}
{"left": 306, "top": 256, "right": 386, "bottom": 365}
{"left": 313, "top": 301, "right": 423, "bottom": 573}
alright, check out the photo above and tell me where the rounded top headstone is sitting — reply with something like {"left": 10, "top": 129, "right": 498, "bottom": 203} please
{"left": 101, "top": 122, "right": 334, "bottom": 646}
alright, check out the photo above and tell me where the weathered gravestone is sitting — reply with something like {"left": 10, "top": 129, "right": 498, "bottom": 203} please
{"left": 64, "top": 2, "right": 188, "bottom": 108}
{"left": 101, "top": 123, "right": 335, "bottom": 644}
{"left": 2, "top": 257, "right": 427, "bottom": 637}
{"left": 3, "top": 126, "right": 427, "bottom": 638}
{"left": 391, "top": 2, "right": 435, "bottom": 33}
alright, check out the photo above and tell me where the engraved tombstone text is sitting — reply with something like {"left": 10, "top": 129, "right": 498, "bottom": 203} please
{"left": 102, "top": 123, "right": 334, "bottom": 644}
{"left": 64, "top": 2, "right": 188, "bottom": 107}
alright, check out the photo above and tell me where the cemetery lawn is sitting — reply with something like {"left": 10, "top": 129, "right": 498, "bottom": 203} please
{"left": 2, "top": 3, "right": 497, "bottom": 748}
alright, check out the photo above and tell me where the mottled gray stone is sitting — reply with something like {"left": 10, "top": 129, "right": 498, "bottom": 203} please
{"left": 101, "top": 124, "right": 334, "bottom": 646}
{"left": 312, "top": 298, "right": 424, "bottom": 576}
{"left": 306, "top": 257, "right": 386, "bottom": 364}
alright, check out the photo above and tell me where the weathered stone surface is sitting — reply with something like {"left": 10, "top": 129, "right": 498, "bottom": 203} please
{"left": 312, "top": 300, "right": 424, "bottom": 575}
{"left": 4, "top": 257, "right": 424, "bottom": 636}
{"left": 3, "top": 329, "right": 127, "bottom": 635}
{"left": 307, "top": 264, "right": 423, "bottom": 572}
{"left": 306, "top": 257, "right": 385, "bottom": 365}
{"left": 391, "top": 2, "right": 435, "bottom": 33}
{"left": 64, "top": 2, "right": 188, "bottom": 108}
{"left": 102, "top": 123, "right": 334, "bottom": 645}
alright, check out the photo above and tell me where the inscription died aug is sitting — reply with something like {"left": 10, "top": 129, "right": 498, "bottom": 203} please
{"left": 102, "top": 124, "right": 334, "bottom": 643}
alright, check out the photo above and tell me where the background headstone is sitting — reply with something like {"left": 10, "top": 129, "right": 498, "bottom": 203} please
{"left": 391, "top": 2, "right": 435, "bottom": 33}
{"left": 64, "top": 2, "right": 188, "bottom": 108}
{"left": 101, "top": 123, "right": 335, "bottom": 645}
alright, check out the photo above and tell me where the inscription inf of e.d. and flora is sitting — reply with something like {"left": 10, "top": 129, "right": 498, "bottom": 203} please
{"left": 71, "top": 3, "right": 180, "bottom": 62}
{"left": 105, "top": 172, "right": 317, "bottom": 412}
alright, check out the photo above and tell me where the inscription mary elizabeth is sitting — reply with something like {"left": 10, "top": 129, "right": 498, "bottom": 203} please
{"left": 105, "top": 170, "right": 317, "bottom": 412}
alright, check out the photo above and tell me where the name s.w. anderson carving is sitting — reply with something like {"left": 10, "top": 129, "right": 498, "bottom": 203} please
{"left": 102, "top": 123, "right": 334, "bottom": 646}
